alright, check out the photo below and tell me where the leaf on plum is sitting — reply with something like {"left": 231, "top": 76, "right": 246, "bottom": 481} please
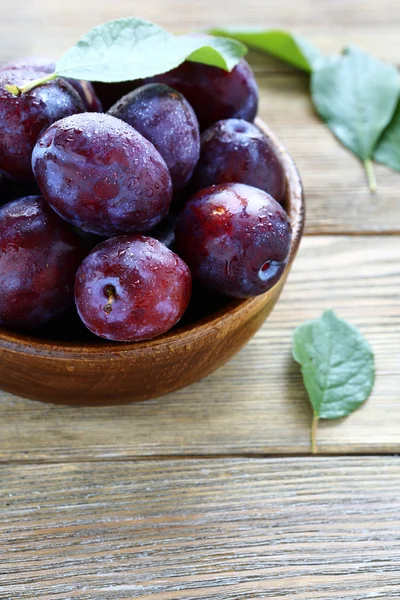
{"left": 55, "top": 18, "right": 247, "bottom": 82}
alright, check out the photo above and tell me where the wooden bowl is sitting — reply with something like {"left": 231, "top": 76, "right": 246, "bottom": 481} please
{"left": 0, "top": 119, "right": 304, "bottom": 405}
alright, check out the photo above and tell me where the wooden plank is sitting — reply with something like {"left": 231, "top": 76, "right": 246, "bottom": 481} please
{"left": 1, "top": 0, "right": 400, "bottom": 66}
{"left": 0, "top": 235, "right": 398, "bottom": 461}
{"left": 1, "top": 457, "right": 400, "bottom": 598}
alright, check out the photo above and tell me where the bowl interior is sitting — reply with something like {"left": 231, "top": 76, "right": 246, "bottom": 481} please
{"left": 0, "top": 118, "right": 304, "bottom": 355}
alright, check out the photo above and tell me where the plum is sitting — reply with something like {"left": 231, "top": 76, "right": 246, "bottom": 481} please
{"left": 75, "top": 235, "right": 192, "bottom": 341}
{"left": 0, "top": 68, "right": 85, "bottom": 181}
{"left": 175, "top": 183, "right": 292, "bottom": 298}
{"left": 109, "top": 83, "right": 200, "bottom": 190}
{"left": 146, "top": 59, "right": 258, "bottom": 130}
{"left": 192, "top": 119, "right": 286, "bottom": 203}
{"left": 32, "top": 113, "right": 173, "bottom": 236}
{"left": 1, "top": 57, "right": 102, "bottom": 111}
{"left": 0, "top": 196, "right": 90, "bottom": 329}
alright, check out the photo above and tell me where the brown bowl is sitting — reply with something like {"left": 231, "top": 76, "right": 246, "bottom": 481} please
{"left": 0, "top": 119, "right": 304, "bottom": 405}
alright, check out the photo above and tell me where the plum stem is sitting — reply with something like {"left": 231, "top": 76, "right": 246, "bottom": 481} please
{"left": 311, "top": 415, "right": 319, "bottom": 455}
{"left": 5, "top": 72, "right": 58, "bottom": 96}
{"left": 364, "top": 158, "right": 377, "bottom": 193}
{"left": 103, "top": 285, "right": 116, "bottom": 315}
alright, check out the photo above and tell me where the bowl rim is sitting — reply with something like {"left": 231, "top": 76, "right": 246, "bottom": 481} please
{"left": 0, "top": 117, "right": 304, "bottom": 358}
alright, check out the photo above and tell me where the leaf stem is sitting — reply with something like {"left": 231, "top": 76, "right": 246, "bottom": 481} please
{"left": 5, "top": 72, "right": 58, "bottom": 96}
{"left": 363, "top": 158, "right": 377, "bottom": 193}
{"left": 311, "top": 415, "right": 319, "bottom": 454}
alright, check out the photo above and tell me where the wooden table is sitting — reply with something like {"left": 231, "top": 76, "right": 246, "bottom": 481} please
{"left": 1, "top": 1, "right": 399, "bottom": 598}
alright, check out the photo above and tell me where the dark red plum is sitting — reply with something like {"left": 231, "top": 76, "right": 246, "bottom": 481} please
{"left": 1, "top": 57, "right": 102, "bottom": 112}
{"left": 0, "top": 196, "right": 90, "bottom": 329}
{"left": 175, "top": 183, "right": 292, "bottom": 298}
{"left": 146, "top": 59, "right": 258, "bottom": 130}
{"left": 75, "top": 235, "right": 192, "bottom": 342}
{"left": 32, "top": 113, "right": 173, "bottom": 236}
{"left": 109, "top": 84, "right": 200, "bottom": 190}
{"left": 0, "top": 68, "right": 85, "bottom": 181}
{"left": 192, "top": 119, "right": 286, "bottom": 203}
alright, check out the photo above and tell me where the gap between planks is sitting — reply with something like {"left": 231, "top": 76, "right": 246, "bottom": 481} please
{"left": 1, "top": 451, "right": 400, "bottom": 466}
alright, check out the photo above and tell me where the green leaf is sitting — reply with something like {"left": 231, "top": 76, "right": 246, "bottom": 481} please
{"left": 311, "top": 46, "right": 400, "bottom": 190}
{"left": 293, "top": 310, "right": 375, "bottom": 453}
{"left": 55, "top": 18, "right": 246, "bottom": 82}
{"left": 187, "top": 37, "right": 248, "bottom": 70}
{"left": 8, "top": 18, "right": 247, "bottom": 96}
{"left": 208, "top": 26, "right": 324, "bottom": 73}
{"left": 374, "top": 101, "right": 400, "bottom": 171}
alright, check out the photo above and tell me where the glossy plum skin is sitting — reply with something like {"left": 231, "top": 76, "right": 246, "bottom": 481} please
{"left": 0, "top": 196, "right": 90, "bottom": 329}
{"left": 75, "top": 235, "right": 192, "bottom": 342}
{"left": 109, "top": 84, "right": 200, "bottom": 190}
{"left": 175, "top": 183, "right": 292, "bottom": 298}
{"left": 1, "top": 57, "right": 102, "bottom": 112}
{"left": 0, "top": 68, "right": 85, "bottom": 182}
{"left": 146, "top": 59, "right": 258, "bottom": 131}
{"left": 192, "top": 119, "right": 286, "bottom": 203}
{"left": 32, "top": 113, "right": 173, "bottom": 237}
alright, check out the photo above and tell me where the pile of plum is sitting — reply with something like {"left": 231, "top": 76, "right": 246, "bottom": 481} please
{"left": 0, "top": 56, "right": 292, "bottom": 342}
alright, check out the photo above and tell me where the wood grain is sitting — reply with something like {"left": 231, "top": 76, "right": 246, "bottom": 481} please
{"left": 0, "top": 235, "right": 398, "bottom": 461}
{"left": 1, "top": 0, "right": 400, "bottom": 234}
{"left": 2, "top": 0, "right": 400, "bottom": 62}
{"left": 1, "top": 457, "right": 400, "bottom": 599}
{"left": 0, "top": 1, "right": 399, "bottom": 593}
